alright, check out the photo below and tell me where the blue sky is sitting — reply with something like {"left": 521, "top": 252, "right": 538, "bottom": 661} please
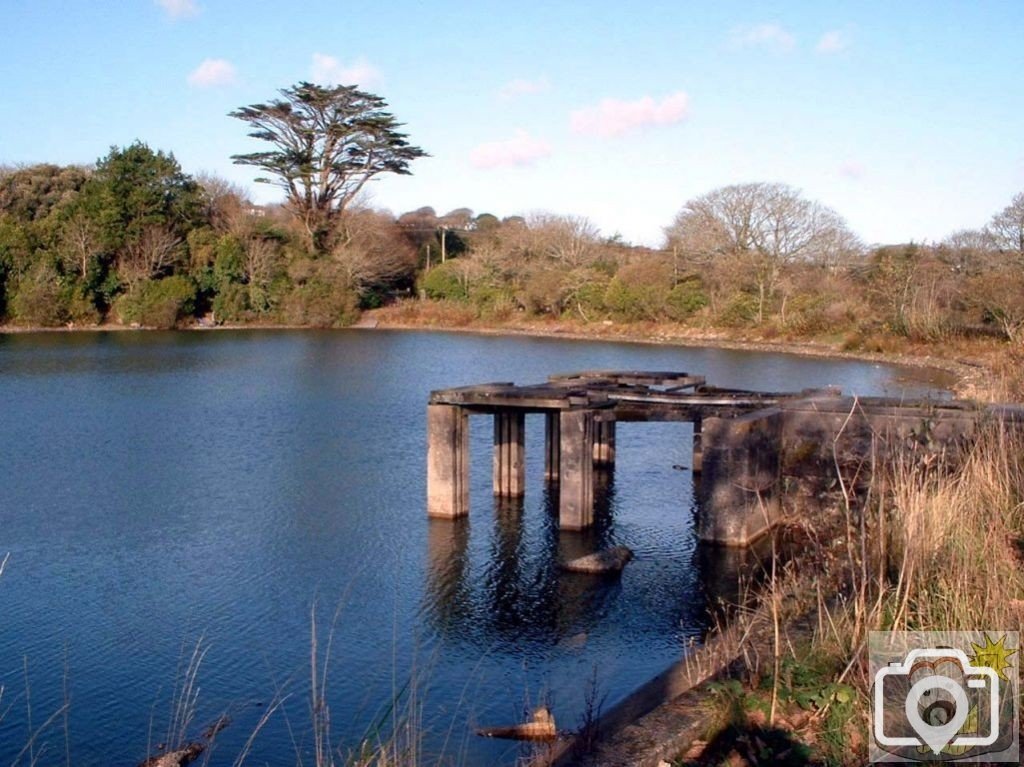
{"left": 4, "top": 1, "right": 1023, "bottom": 246}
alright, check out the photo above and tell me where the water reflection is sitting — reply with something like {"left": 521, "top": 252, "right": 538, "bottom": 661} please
{"left": 423, "top": 468, "right": 706, "bottom": 652}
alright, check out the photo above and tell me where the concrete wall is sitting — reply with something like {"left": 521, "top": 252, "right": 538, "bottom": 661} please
{"left": 697, "top": 408, "right": 783, "bottom": 546}
{"left": 697, "top": 398, "right": 1024, "bottom": 546}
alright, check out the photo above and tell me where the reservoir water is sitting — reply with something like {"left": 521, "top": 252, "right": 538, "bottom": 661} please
{"left": 0, "top": 329, "right": 949, "bottom": 765}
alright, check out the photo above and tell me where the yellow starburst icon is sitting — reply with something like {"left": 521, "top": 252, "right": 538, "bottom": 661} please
{"left": 970, "top": 633, "right": 1017, "bottom": 682}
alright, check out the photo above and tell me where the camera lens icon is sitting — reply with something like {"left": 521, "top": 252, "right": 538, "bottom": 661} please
{"left": 874, "top": 647, "right": 1000, "bottom": 756}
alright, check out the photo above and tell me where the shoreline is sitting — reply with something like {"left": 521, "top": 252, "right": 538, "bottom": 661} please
{"left": 363, "top": 313, "right": 980, "bottom": 395}
{"left": 0, "top": 315, "right": 978, "bottom": 394}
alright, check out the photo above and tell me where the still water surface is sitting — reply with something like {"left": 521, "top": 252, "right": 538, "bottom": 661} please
{"left": 0, "top": 330, "right": 948, "bottom": 765}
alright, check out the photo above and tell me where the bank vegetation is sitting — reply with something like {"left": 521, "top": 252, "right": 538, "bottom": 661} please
{"left": 3, "top": 150, "right": 1023, "bottom": 395}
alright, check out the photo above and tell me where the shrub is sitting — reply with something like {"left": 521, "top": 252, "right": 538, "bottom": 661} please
{"left": 719, "top": 292, "right": 760, "bottom": 326}
{"left": 66, "top": 287, "right": 101, "bottom": 325}
{"left": 666, "top": 277, "right": 708, "bottom": 320}
{"left": 9, "top": 261, "right": 67, "bottom": 326}
{"left": 280, "top": 278, "right": 359, "bottom": 327}
{"left": 419, "top": 262, "right": 468, "bottom": 301}
{"left": 115, "top": 275, "right": 197, "bottom": 328}
{"left": 520, "top": 268, "right": 567, "bottom": 315}
{"left": 212, "top": 282, "right": 249, "bottom": 323}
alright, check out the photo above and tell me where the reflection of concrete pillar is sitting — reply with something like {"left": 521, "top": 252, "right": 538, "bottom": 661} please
{"left": 425, "top": 517, "right": 470, "bottom": 628}
{"left": 544, "top": 412, "right": 560, "bottom": 482}
{"left": 692, "top": 417, "right": 703, "bottom": 474}
{"left": 493, "top": 412, "right": 526, "bottom": 497}
{"left": 427, "top": 404, "right": 469, "bottom": 518}
{"left": 593, "top": 420, "right": 616, "bottom": 466}
{"left": 559, "top": 409, "right": 595, "bottom": 530}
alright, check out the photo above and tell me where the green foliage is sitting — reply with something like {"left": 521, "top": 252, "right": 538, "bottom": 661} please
{"left": 419, "top": 262, "right": 468, "bottom": 301}
{"left": 469, "top": 283, "right": 516, "bottom": 318}
{"left": 82, "top": 141, "right": 205, "bottom": 252}
{"left": 186, "top": 227, "right": 219, "bottom": 292}
{"left": 570, "top": 278, "right": 610, "bottom": 319}
{"left": 281, "top": 277, "right": 359, "bottom": 327}
{"left": 114, "top": 275, "right": 197, "bottom": 329}
{"left": 9, "top": 260, "right": 68, "bottom": 326}
{"left": 65, "top": 287, "right": 101, "bottom": 325}
{"left": 0, "top": 217, "right": 35, "bottom": 317}
{"left": 666, "top": 277, "right": 708, "bottom": 319}
{"left": 212, "top": 282, "right": 249, "bottom": 323}
{"left": 720, "top": 292, "right": 760, "bottom": 326}
{"left": 0, "top": 164, "right": 90, "bottom": 222}
{"left": 213, "top": 234, "right": 244, "bottom": 287}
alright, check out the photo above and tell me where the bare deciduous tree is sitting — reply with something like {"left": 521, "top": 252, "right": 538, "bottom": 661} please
{"left": 242, "top": 237, "right": 280, "bottom": 310}
{"left": 939, "top": 228, "right": 997, "bottom": 275}
{"left": 986, "top": 191, "right": 1024, "bottom": 262}
{"left": 118, "top": 226, "right": 182, "bottom": 290}
{"left": 332, "top": 210, "right": 418, "bottom": 295}
{"left": 60, "top": 211, "right": 103, "bottom": 280}
{"left": 525, "top": 213, "right": 601, "bottom": 268}
{"left": 195, "top": 171, "right": 251, "bottom": 234}
{"left": 665, "top": 182, "right": 861, "bottom": 323}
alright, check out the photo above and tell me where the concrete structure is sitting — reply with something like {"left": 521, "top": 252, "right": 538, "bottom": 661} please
{"left": 427, "top": 371, "right": 1024, "bottom": 545}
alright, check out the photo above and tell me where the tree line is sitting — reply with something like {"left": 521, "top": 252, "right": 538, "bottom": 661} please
{"left": 1, "top": 81, "right": 1023, "bottom": 349}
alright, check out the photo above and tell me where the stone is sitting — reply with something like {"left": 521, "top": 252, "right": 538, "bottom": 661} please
{"left": 561, "top": 545, "right": 635, "bottom": 574}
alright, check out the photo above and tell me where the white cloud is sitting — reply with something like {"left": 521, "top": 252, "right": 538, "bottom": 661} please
{"left": 730, "top": 22, "right": 796, "bottom": 51}
{"left": 839, "top": 160, "right": 865, "bottom": 180}
{"left": 311, "top": 54, "right": 380, "bottom": 87}
{"left": 156, "top": 0, "right": 199, "bottom": 20}
{"left": 816, "top": 30, "right": 848, "bottom": 54}
{"left": 187, "top": 58, "right": 237, "bottom": 87}
{"left": 470, "top": 131, "right": 552, "bottom": 169}
{"left": 570, "top": 91, "right": 689, "bottom": 138}
{"left": 498, "top": 76, "right": 550, "bottom": 100}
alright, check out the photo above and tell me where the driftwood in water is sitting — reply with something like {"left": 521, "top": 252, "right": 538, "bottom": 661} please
{"left": 561, "top": 545, "right": 634, "bottom": 575}
{"left": 477, "top": 707, "right": 557, "bottom": 741}
{"left": 138, "top": 715, "right": 231, "bottom": 767}
{"left": 138, "top": 743, "right": 203, "bottom": 767}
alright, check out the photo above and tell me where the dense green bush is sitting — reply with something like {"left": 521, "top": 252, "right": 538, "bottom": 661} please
{"left": 65, "top": 287, "right": 101, "bottom": 325}
{"left": 419, "top": 262, "right": 468, "bottom": 301}
{"left": 720, "top": 292, "right": 760, "bottom": 326}
{"left": 666, "top": 278, "right": 708, "bottom": 320}
{"left": 9, "top": 261, "right": 68, "bottom": 326}
{"left": 114, "top": 275, "right": 197, "bottom": 329}
{"left": 212, "top": 282, "right": 249, "bottom": 323}
{"left": 281, "top": 278, "right": 359, "bottom": 327}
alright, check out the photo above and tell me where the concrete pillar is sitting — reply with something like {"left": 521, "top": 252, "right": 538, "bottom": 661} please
{"left": 697, "top": 409, "right": 783, "bottom": 545}
{"left": 559, "top": 409, "right": 595, "bottom": 530}
{"left": 593, "top": 419, "right": 617, "bottom": 466}
{"left": 691, "top": 417, "right": 703, "bottom": 474}
{"left": 427, "top": 404, "right": 470, "bottom": 518}
{"left": 544, "top": 412, "right": 560, "bottom": 482}
{"left": 493, "top": 412, "right": 526, "bottom": 497}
